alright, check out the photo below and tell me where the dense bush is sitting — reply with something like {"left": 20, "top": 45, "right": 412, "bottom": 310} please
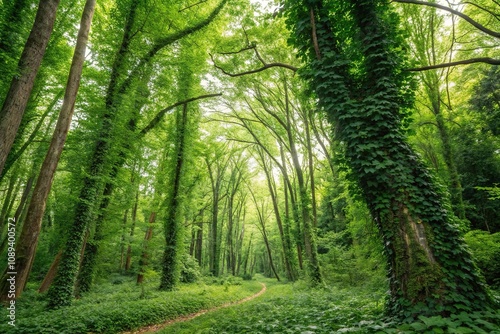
{"left": 464, "top": 230, "right": 500, "bottom": 287}
{"left": 180, "top": 254, "right": 201, "bottom": 283}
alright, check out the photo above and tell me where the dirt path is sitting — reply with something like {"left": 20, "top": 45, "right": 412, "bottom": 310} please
{"left": 122, "top": 282, "right": 267, "bottom": 334}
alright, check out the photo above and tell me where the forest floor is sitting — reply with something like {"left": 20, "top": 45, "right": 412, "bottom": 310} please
{"left": 156, "top": 277, "right": 385, "bottom": 333}
{"left": 0, "top": 276, "right": 264, "bottom": 334}
{"left": 1, "top": 276, "right": 498, "bottom": 333}
{"left": 123, "top": 281, "right": 267, "bottom": 333}
{"left": 155, "top": 278, "right": 500, "bottom": 334}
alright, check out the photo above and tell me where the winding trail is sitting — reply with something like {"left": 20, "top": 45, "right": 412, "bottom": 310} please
{"left": 122, "top": 282, "right": 267, "bottom": 334}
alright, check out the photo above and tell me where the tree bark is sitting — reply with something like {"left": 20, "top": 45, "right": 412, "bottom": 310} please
{"left": 125, "top": 191, "right": 139, "bottom": 271}
{"left": 37, "top": 250, "right": 62, "bottom": 293}
{"left": 159, "top": 102, "right": 189, "bottom": 291}
{"left": 1, "top": 0, "right": 95, "bottom": 303}
{"left": 283, "top": 83, "right": 322, "bottom": 285}
{"left": 257, "top": 147, "right": 297, "bottom": 281}
{"left": 137, "top": 212, "right": 156, "bottom": 284}
{"left": 289, "top": 0, "right": 493, "bottom": 316}
{"left": 0, "top": 0, "right": 95, "bottom": 303}
{"left": 0, "top": 0, "right": 60, "bottom": 175}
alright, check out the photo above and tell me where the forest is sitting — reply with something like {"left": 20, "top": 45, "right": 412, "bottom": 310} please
{"left": 0, "top": 0, "right": 499, "bottom": 333}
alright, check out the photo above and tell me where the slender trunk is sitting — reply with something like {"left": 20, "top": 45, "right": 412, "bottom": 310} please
{"left": 243, "top": 234, "right": 252, "bottom": 275}
{"left": 119, "top": 209, "right": 129, "bottom": 270}
{"left": 125, "top": 191, "right": 139, "bottom": 271}
{"left": 38, "top": 249, "right": 62, "bottom": 293}
{"left": 13, "top": 176, "right": 34, "bottom": 225}
{"left": 303, "top": 108, "right": 318, "bottom": 228}
{"left": 0, "top": 0, "right": 60, "bottom": 175}
{"left": 284, "top": 84, "right": 322, "bottom": 284}
{"left": 0, "top": 172, "right": 18, "bottom": 229}
{"left": 258, "top": 148, "right": 296, "bottom": 281}
{"left": 137, "top": 212, "right": 155, "bottom": 284}
{"left": 435, "top": 112, "right": 465, "bottom": 220}
{"left": 207, "top": 160, "right": 225, "bottom": 277}
{"left": 194, "top": 221, "right": 203, "bottom": 266}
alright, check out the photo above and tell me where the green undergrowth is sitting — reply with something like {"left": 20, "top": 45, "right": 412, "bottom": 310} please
{"left": 163, "top": 280, "right": 500, "bottom": 334}
{"left": 0, "top": 275, "right": 262, "bottom": 334}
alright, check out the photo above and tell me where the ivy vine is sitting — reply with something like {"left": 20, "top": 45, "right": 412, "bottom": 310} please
{"left": 284, "top": 0, "right": 495, "bottom": 319}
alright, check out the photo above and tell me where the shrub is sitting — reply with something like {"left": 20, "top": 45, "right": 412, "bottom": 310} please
{"left": 180, "top": 254, "right": 201, "bottom": 283}
{"left": 464, "top": 230, "right": 500, "bottom": 287}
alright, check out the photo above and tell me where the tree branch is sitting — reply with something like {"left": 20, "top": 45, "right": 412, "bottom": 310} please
{"left": 118, "top": 0, "right": 228, "bottom": 95}
{"left": 139, "top": 93, "right": 222, "bottom": 136}
{"left": 408, "top": 57, "right": 500, "bottom": 71}
{"left": 179, "top": 0, "right": 207, "bottom": 12}
{"left": 461, "top": 1, "right": 500, "bottom": 22}
{"left": 393, "top": 0, "right": 500, "bottom": 38}
{"left": 210, "top": 43, "right": 298, "bottom": 77}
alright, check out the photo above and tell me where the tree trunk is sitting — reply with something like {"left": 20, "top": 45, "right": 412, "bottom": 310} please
{"left": 159, "top": 102, "right": 190, "bottom": 291}
{"left": 13, "top": 176, "right": 34, "bottom": 225}
{"left": 194, "top": 221, "right": 203, "bottom": 266}
{"left": 0, "top": 0, "right": 95, "bottom": 303}
{"left": 289, "top": 0, "right": 493, "bottom": 317}
{"left": 119, "top": 209, "right": 129, "bottom": 270}
{"left": 137, "top": 212, "right": 155, "bottom": 284}
{"left": 206, "top": 157, "right": 227, "bottom": 277}
{"left": 125, "top": 191, "right": 139, "bottom": 271}
{"left": 283, "top": 83, "right": 322, "bottom": 285}
{"left": 0, "top": 0, "right": 60, "bottom": 175}
{"left": 257, "top": 147, "right": 296, "bottom": 281}
{"left": 38, "top": 250, "right": 62, "bottom": 293}
{"left": 0, "top": 171, "right": 18, "bottom": 230}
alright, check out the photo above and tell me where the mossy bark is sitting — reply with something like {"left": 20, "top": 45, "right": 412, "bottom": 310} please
{"left": 286, "top": 0, "right": 493, "bottom": 318}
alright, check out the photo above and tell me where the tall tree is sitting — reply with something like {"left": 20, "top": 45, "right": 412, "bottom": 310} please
{"left": 0, "top": 0, "right": 96, "bottom": 302}
{"left": 286, "top": 0, "right": 493, "bottom": 318}
{"left": 0, "top": 0, "right": 60, "bottom": 175}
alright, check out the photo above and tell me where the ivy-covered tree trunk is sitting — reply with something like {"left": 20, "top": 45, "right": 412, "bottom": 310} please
{"left": 46, "top": 0, "right": 140, "bottom": 308}
{"left": 159, "top": 102, "right": 189, "bottom": 291}
{"left": 286, "top": 0, "right": 493, "bottom": 318}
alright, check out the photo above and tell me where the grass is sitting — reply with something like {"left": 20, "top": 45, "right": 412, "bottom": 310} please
{"left": 162, "top": 277, "right": 384, "bottom": 334}
{"left": 0, "top": 275, "right": 262, "bottom": 334}
{"left": 161, "top": 279, "right": 500, "bottom": 334}
{"left": 2, "top": 275, "right": 499, "bottom": 333}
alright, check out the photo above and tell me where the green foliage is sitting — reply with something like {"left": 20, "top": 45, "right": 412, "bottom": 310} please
{"left": 180, "top": 253, "right": 201, "bottom": 283}
{"left": 163, "top": 280, "right": 500, "bottom": 334}
{"left": 0, "top": 278, "right": 262, "bottom": 333}
{"left": 464, "top": 230, "right": 500, "bottom": 287}
{"left": 476, "top": 186, "right": 500, "bottom": 201}
{"left": 285, "top": 0, "right": 494, "bottom": 318}
{"left": 163, "top": 280, "right": 378, "bottom": 333}
{"left": 317, "top": 195, "right": 386, "bottom": 290}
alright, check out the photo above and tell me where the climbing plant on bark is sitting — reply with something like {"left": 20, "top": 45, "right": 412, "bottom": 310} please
{"left": 285, "top": 0, "right": 493, "bottom": 318}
